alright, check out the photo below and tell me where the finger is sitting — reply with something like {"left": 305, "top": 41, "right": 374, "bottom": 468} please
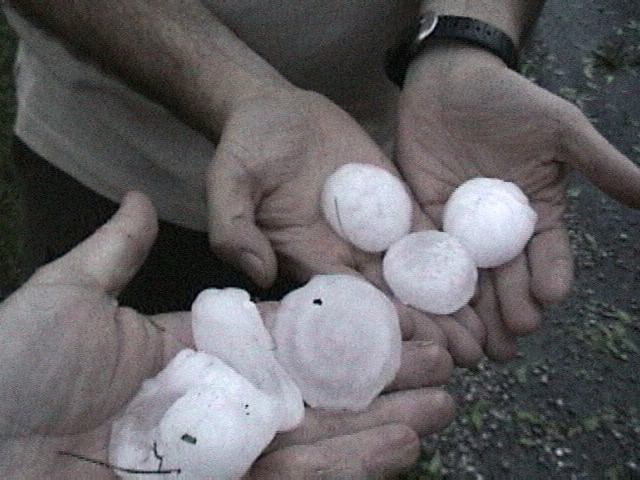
{"left": 528, "top": 227, "right": 574, "bottom": 304}
{"left": 493, "top": 253, "right": 543, "bottom": 336}
{"left": 394, "top": 302, "right": 419, "bottom": 342}
{"left": 411, "top": 198, "right": 437, "bottom": 231}
{"left": 386, "top": 341, "right": 453, "bottom": 390}
{"left": 431, "top": 315, "right": 484, "bottom": 368}
{"left": 267, "top": 387, "right": 454, "bottom": 452}
{"left": 256, "top": 301, "right": 280, "bottom": 331}
{"left": 409, "top": 310, "right": 449, "bottom": 348}
{"left": 273, "top": 226, "right": 365, "bottom": 284}
{"left": 33, "top": 191, "right": 158, "bottom": 296}
{"left": 207, "top": 152, "right": 278, "bottom": 289}
{"left": 561, "top": 108, "right": 640, "bottom": 209}
{"left": 356, "top": 251, "right": 387, "bottom": 293}
{"left": 148, "top": 311, "right": 194, "bottom": 355}
{"left": 471, "top": 271, "right": 518, "bottom": 362}
{"left": 452, "top": 305, "right": 486, "bottom": 346}
{"left": 251, "top": 423, "right": 419, "bottom": 479}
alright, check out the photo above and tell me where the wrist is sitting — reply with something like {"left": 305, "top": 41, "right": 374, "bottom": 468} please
{"left": 177, "top": 49, "right": 297, "bottom": 140}
{"left": 202, "top": 76, "right": 297, "bottom": 135}
{"left": 387, "top": 8, "right": 520, "bottom": 87}
{"left": 402, "top": 40, "right": 508, "bottom": 98}
{"left": 402, "top": 40, "right": 505, "bottom": 91}
{"left": 220, "top": 85, "right": 318, "bottom": 125}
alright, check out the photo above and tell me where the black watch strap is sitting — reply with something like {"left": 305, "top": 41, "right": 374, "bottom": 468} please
{"left": 386, "top": 12, "right": 519, "bottom": 87}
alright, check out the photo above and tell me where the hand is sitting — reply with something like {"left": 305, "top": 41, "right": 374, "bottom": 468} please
{"left": 0, "top": 192, "right": 455, "bottom": 479}
{"left": 250, "top": 388, "right": 453, "bottom": 478}
{"left": 0, "top": 192, "right": 191, "bottom": 479}
{"left": 395, "top": 43, "right": 640, "bottom": 361}
{"left": 207, "top": 88, "right": 418, "bottom": 288}
{"left": 206, "top": 87, "right": 485, "bottom": 367}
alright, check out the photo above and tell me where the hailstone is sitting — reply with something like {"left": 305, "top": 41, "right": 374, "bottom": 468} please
{"left": 191, "top": 288, "right": 304, "bottom": 431}
{"left": 272, "top": 274, "right": 402, "bottom": 411}
{"left": 443, "top": 177, "right": 537, "bottom": 268}
{"left": 383, "top": 231, "right": 478, "bottom": 315}
{"left": 109, "top": 349, "right": 279, "bottom": 480}
{"left": 321, "top": 163, "right": 412, "bottom": 252}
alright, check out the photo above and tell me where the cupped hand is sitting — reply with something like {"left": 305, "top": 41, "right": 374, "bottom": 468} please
{"left": 0, "top": 192, "right": 455, "bottom": 479}
{"left": 395, "top": 43, "right": 640, "bottom": 361}
{"left": 207, "top": 88, "right": 419, "bottom": 288}
{"left": 207, "top": 88, "right": 485, "bottom": 367}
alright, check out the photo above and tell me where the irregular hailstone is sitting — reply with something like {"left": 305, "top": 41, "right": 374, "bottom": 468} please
{"left": 383, "top": 231, "right": 478, "bottom": 315}
{"left": 110, "top": 288, "right": 307, "bottom": 479}
{"left": 321, "top": 163, "right": 413, "bottom": 252}
{"left": 191, "top": 288, "right": 304, "bottom": 432}
{"left": 442, "top": 177, "right": 537, "bottom": 268}
{"left": 272, "top": 274, "right": 402, "bottom": 411}
{"left": 109, "top": 349, "right": 278, "bottom": 480}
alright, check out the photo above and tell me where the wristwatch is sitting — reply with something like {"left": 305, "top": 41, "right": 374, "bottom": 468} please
{"left": 386, "top": 10, "right": 519, "bottom": 87}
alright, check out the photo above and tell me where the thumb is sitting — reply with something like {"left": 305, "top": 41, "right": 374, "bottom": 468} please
{"left": 561, "top": 107, "right": 640, "bottom": 209}
{"left": 33, "top": 191, "right": 158, "bottom": 296}
{"left": 206, "top": 151, "right": 278, "bottom": 289}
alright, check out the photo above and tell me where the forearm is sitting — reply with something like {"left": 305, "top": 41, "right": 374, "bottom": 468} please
{"left": 424, "top": 0, "right": 546, "bottom": 47}
{"left": 6, "top": 0, "right": 293, "bottom": 139}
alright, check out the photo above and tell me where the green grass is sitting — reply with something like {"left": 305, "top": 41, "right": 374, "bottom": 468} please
{"left": 0, "top": 15, "right": 21, "bottom": 293}
{"left": 567, "top": 301, "right": 639, "bottom": 361}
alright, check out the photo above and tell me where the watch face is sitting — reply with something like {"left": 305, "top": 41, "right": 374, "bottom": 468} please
{"left": 415, "top": 11, "right": 438, "bottom": 45}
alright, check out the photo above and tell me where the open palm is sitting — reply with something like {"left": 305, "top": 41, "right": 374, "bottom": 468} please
{"left": 207, "top": 89, "right": 424, "bottom": 287}
{"left": 0, "top": 192, "right": 190, "bottom": 479}
{"left": 396, "top": 45, "right": 640, "bottom": 360}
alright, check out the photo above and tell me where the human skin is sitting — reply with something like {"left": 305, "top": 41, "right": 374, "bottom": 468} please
{"left": 0, "top": 192, "right": 455, "bottom": 479}
{"left": 396, "top": 0, "right": 640, "bottom": 360}
{"left": 7, "top": 0, "right": 640, "bottom": 366}
{"left": 6, "top": 0, "right": 487, "bottom": 367}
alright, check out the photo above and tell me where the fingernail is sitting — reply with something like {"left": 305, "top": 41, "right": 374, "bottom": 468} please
{"left": 240, "top": 252, "right": 267, "bottom": 287}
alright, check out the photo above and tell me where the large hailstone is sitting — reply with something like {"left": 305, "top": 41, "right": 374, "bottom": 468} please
{"left": 109, "top": 349, "right": 278, "bottom": 479}
{"left": 191, "top": 288, "right": 304, "bottom": 431}
{"left": 321, "top": 163, "right": 413, "bottom": 252}
{"left": 443, "top": 177, "right": 537, "bottom": 268}
{"left": 383, "top": 231, "right": 478, "bottom": 315}
{"left": 272, "top": 274, "right": 402, "bottom": 411}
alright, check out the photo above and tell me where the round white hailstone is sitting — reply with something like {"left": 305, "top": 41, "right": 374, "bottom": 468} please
{"left": 109, "top": 349, "right": 279, "bottom": 480}
{"left": 321, "top": 163, "right": 413, "bottom": 252}
{"left": 156, "top": 383, "right": 275, "bottom": 479}
{"left": 272, "top": 274, "right": 401, "bottom": 411}
{"left": 191, "top": 288, "right": 304, "bottom": 432}
{"left": 442, "top": 177, "right": 537, "bottom": 268}
{"left": 383, "top": 231, "right": 478, "bottom": 315}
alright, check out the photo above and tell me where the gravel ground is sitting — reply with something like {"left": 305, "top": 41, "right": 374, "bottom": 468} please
{"left": 408, "top": 1, "right": 640, "bottom": 478}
